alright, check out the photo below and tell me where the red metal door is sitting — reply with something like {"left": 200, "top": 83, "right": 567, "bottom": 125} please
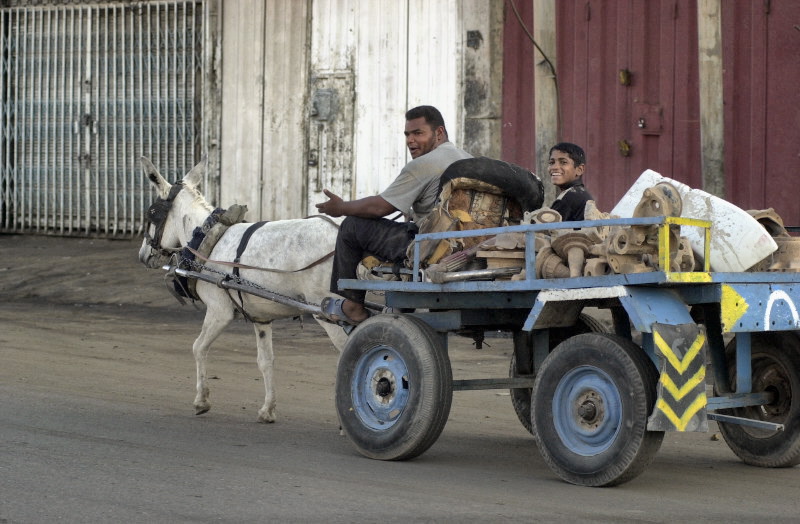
{"left": 556, "top": 0, "right": 702, "bottom": 212}
{"left": 501, "top": 0, "right": 536, "bottom": 172}
{"left": 723, "top": 0, "right": 800, "bottom": 226}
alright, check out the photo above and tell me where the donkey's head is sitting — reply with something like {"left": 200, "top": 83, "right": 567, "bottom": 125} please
{"left": 138, "top": 156, "right": 212, "bottom": 268}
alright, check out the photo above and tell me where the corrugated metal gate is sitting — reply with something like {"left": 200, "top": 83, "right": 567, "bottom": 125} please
{"left": 0, "top": 1, "right": 204, "bottom": 237}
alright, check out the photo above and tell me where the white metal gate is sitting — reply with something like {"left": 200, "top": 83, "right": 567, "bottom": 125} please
{"left": 0, "top": 1, "right": 205, "bottom": 237}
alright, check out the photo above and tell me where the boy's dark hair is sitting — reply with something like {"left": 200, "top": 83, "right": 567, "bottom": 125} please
{"left": 406, "top": 105, "right": 446, "bottom": 132}
{"left": 549, "top": 142, "right": 586, "bottom": 168}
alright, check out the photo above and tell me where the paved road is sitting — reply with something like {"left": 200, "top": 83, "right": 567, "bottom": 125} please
{"left": 3, "top": 301, "right": 800, "bottom": 523}
{"left": 1, "top": 236, "right": 799, "bottom": 522}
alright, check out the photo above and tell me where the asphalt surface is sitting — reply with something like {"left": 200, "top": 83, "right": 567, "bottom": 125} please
{"left": 1, "top": 234, "right": 799, "bottom": 523}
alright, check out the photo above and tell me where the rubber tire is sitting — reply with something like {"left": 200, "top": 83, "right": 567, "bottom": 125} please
{"left": 717, "top": 332, "right": 800, "bottom": 467}
{"left": 531, "top": 333, "right": 664, "bottom": 487}
{"left": 510, "top": 313, "right": 609, "bottom": 434}
{"left": 335, "top": 313, "right": 453, "bottom": 461}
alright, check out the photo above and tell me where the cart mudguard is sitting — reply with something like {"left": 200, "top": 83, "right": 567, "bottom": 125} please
{"left": 525, "top": 286, "right": 709, "bottom": 432}
{"left": 607, "top": 288, "right": 708, "bottom": 432}
{"left": 646, "top": 322, "right": 709, "bottom": 432}
{"left": 522, "top": 286, "right": 630, "bottom": 332}
{"left": 522, "top": 285, "right": 695, "bottom": 333}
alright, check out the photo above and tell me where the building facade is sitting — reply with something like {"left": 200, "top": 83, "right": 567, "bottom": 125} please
{"left": 1, "top": 0, "right": 796, "bottom": 237}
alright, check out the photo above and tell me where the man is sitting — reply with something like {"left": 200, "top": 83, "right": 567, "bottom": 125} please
{"left": 315, "top": 105, "right": 472, "bottom": 325}
{"left": 548, "top": 142, "right": 594, "bottom": 222}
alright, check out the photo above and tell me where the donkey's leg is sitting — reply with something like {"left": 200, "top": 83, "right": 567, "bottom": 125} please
{"left": 315, "top": 318, "right": 349, "bottom": 353}
{"left": 253, "top": 322, "right": 277, "bottom": 423}
{"left": 192, "top": 306, "right": 233, "bottom": 415}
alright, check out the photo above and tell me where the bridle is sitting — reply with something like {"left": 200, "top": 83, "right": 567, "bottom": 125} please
{"left": 144, "top": 182, "right": 184, "bottom": 257}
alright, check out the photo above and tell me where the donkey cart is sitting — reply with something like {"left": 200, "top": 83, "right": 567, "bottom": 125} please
{"left": 157, "top": 160, "right": 800, "bottom": 487}
{"left": 330, "top": 214, "right": 800, "bottom": 487}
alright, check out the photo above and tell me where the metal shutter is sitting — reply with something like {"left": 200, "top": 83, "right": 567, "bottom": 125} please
{"left": 0, "top": 1, "right": 204, "bottom": 237}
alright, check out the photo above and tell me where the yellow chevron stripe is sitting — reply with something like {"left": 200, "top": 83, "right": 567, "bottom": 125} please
{"left": 656, "top": 393, "right": 707, "bottom": 431}
{"left": 660, "top": 366, "right": 706, "bottom": 401}
{"left": 654, "top": 330, "right": 706, "bottom": 374}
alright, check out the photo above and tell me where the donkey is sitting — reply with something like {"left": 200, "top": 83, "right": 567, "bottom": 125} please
{"left": 138, "top": 157, "right": 348, "bottom": 423}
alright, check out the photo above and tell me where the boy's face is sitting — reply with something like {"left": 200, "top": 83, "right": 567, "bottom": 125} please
{"left": 548, "top": 149, "right": 585, "bottom": 189}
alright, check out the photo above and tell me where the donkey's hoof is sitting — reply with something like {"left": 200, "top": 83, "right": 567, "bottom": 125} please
{"left": 257, "top": 408, "right": 276, "bottom": 423}
{"left": 195, "top": 404, "right": 210, "bottom": 416}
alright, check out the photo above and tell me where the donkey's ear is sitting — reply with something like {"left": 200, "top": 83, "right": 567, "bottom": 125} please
{"left": 141, "top": 157, "right": 171, "bottom": 198}
{"left": 183, "top": 155, "right": 208, "bottom": 190}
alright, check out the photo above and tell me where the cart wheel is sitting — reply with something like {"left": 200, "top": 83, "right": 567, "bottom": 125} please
{"left": 510, "top": 313, "right": 609, "bottom": 435}
{"left": 717, "top": 332, "right": 800, "bottom": 467}
{"left": 531, "top": 333, "right": 664, "bottom": 486}
{"left": 335, "top": 313, "right": 452, "bottom": 461}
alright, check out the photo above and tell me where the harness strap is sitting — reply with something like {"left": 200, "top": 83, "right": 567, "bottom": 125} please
{"left": 231, "top": 221, "right": 268, "bottom": 322}
{"left": 303, "top": 214, "right": 341, "bottom": 227}
{"left": 233, "top": 221, "right": 267, "bottom": 270}
{"left": 145, "top": 182, "right": 184, "bottom": 250}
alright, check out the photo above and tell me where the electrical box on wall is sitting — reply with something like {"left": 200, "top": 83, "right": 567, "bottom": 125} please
{"left": 634, "top": 102, "right": 664, "bottom": 136}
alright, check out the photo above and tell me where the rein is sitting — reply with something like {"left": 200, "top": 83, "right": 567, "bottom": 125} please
{"left": 185, "top": 246, "right": 334, "bottom": 273}
{"left": 183, "top": 214, "right": 338, "bottom": 273}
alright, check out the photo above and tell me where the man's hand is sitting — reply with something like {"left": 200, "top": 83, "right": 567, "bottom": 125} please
{"left": 315, "top": 189, "right": 344, "bottom": 217}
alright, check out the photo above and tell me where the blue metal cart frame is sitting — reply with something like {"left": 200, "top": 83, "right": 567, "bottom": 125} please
{"left": 334, "top": 216, "right": 800, "bottom": 486}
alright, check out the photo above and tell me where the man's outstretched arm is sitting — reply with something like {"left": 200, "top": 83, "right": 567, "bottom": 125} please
{"left": 315, "top": 189, "right": 397, "bottom": 218}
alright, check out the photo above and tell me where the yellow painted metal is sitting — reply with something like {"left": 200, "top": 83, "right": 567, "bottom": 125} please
{"left": 660, "top": 216, "right": 712, "bottom": 281}
{"left": 720, "top": 284, "right": 750, "bottom": 332}
{"left": 665, "top": 272, "right": 713, "bottom": 283}
{"left": 668, "top": 216, "right": 712, "bottom": 228}
{"left": 658, "top": 222, "right": 672, "bottom": 272}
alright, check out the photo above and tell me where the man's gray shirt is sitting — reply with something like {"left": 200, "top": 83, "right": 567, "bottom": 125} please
{"left": 380, "top": 141, "right": 472, "bottom": 222}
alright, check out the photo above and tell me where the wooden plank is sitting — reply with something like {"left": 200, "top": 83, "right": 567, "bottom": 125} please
{"left": 672, "top": 0, "right": 702, "bottom": 190}
{"left": 478, "top": 249, "right": 526, "bottom": 270}
{"left": 477, "top": 250, "right": 525, "bottom": 258}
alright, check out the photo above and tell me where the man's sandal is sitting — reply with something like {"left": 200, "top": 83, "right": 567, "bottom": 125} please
{"left": 318, "top": 297, "right": 371, "bottom": 327}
